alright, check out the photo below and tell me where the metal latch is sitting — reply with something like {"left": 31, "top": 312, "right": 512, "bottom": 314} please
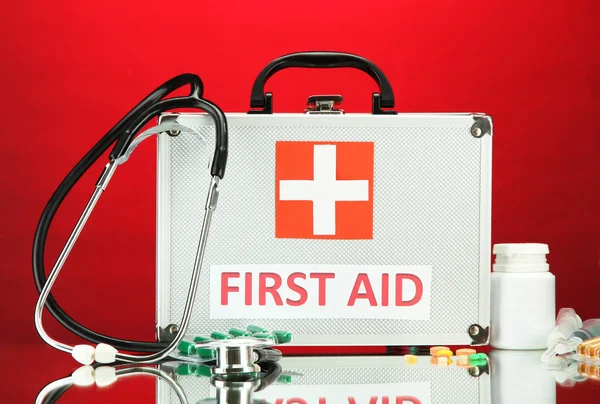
{"left": 305, "top": 95, "right": 344, "bottom": 114}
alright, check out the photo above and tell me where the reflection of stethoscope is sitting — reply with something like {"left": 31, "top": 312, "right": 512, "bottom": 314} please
{"left": 36, "top": 365, "right": 189, "bottom": 404}
{"left": 35, "top": 361, "right": 284, "bottom": 404}
{"left": 33, "top": 74, "right": 228, "bottom": 365}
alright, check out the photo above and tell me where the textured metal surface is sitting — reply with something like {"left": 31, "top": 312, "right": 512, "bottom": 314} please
{"left": 158, "top": 114, "right": 489, "bottom": 342}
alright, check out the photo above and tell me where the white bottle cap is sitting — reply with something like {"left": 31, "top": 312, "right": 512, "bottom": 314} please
{"left": 493, "top": 243, "right": 550, "bottom": 273}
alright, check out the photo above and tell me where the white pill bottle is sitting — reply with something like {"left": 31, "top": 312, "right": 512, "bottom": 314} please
{"left": 490, "top": 243, "right": 556, "bottom": 349}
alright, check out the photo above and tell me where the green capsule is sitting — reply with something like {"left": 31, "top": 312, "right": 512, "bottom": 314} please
{"left": 196, "top": 364, "right": 213, "bottom": 378}
{"left": 197, "top": 348, "right": 216, "bottom": 359}
{"left": 246, "top": 325, "right": 268, "bottom": 333}
{"left": 253, "top": 332, "right": 277, "bottom": 343}
{"left": 272, "top": 330, "right": 292, "bottom": 344}
{"left": 469, "top": 353, "right": 487, "bottom": 361}
{"left": 277, "top": 374, "right": 293, "bottom": 384}
{"left": 193, "top": 335, "right": 213, "bottom": 343}
{"left": 229, "top": 328, "right": 252, "bottom": 337}
{"left": 177, "top": 340, "right": 197, "bottom": 355}
{"left": 176, "top": 363, "right": 198, "bottom": 376}
{"left": 470, "top": 359, "right": 488, "bottom": 367}
{"left": 211, "top": 331, "right": 234, "bottom": 340}
{"left": 192, "top": 336, "right": 215, "bottom": 358}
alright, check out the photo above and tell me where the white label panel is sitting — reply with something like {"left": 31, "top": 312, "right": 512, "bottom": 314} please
{"left": 210, "top": 264, "right": 432, "bottom": 320}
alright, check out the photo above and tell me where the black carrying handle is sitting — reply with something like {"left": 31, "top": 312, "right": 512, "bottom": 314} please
{"left": 248, "top": 51, "right": 397, "bottom": 114}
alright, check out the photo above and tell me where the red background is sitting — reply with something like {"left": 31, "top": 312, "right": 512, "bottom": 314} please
{"left": 0, "top": 0, "right": 598, "bottom": 401}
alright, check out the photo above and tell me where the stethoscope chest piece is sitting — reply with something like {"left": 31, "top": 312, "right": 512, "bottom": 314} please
{"left": 214, "top": 344, "right": 260, "bottom": 375}
{"left": 212, "top": 377, "right": 261, "bottom": 404}
{"left": 197, "top": 337, "right": 274, "bottom": 376}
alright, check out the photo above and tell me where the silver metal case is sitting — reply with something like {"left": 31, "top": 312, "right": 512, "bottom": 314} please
{"left": 156, "top": 112, "right": 492, "bottom": 347}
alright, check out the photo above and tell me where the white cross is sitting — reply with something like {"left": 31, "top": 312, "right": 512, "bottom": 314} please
{"left": 279, "top": 144, "right": 369, "bottom": 235}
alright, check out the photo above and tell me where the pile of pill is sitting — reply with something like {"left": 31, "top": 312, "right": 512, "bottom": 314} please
{"left": 177, "top": 325, "right": 292, "bottom": 358}
{"left": 404, "top": 346, "right": 488, "bottom": 368}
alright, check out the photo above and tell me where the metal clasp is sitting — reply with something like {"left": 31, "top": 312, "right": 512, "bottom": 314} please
{"left": 305, "top": 95, "right": 344, "bottom": 115}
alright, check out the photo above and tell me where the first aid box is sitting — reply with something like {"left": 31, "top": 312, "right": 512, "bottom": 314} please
{"left": 156, "top": 52, "right": 492, "bottom": 347}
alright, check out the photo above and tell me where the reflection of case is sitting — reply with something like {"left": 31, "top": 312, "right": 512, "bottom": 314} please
{"left": 156, "top": 52, "right": 492, "bottom": 347}
{"left": 157, "top": 356, "right": 491, "bottom": 404}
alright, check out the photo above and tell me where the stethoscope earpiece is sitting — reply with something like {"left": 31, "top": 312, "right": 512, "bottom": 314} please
{"left": 72, "top": 345, "right": 95, "bottom": 366}
{"left": 70, "top": 365, "right": 117, "bottom": 388}
{"left": 72, "top": 343, "right": 119, "bottom": 365}
{"left": 71, "top": 365, "right": 95, "bottom": 387}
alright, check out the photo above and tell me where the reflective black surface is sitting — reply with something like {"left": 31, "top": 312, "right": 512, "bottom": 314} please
{"left": 7, "top": 345, "right": 599, "bottom": 403}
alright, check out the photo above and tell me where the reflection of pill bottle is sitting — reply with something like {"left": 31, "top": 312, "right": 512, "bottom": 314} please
{"left": 490, "top": 350, "right": 556, "bottom": 404}
{"left": 490, "top": 244, "right": 555, "bottom": 349}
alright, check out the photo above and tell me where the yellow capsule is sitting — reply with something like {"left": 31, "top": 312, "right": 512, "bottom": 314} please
{"left": 404, "top": 354, "right": 418, "bottom": 365}
{"left": 436, "top": 349, "right": 453, "bottom": 357}
{"left": 430, "top": 346, "right": 450, "bottom": 356}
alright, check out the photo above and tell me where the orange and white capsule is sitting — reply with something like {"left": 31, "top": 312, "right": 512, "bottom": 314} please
{"left": 437, "top": 357, "right": 449, "bottom": 366}
{"left": 456, "top": 355, "right": 471, "bottom": 368}
{"left": 457, "top": 348, "right": 477, "bottom": 356}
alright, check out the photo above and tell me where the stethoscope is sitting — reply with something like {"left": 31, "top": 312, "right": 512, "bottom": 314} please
{"left": 36, "top": 365, "right": 189, "bottom": 404}
{"left": 33, "top": 74, "right": 228, "bottom": 365}
{"left": 35, "top": 360, "right": 284, "bottom": 404}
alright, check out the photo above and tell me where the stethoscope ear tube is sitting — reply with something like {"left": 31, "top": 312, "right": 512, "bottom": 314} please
{"left": 109, "top": 96, "right": 228, "bottom": 178}
{"left": 32, "top": 73, "right": 226, "bottom": 355}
